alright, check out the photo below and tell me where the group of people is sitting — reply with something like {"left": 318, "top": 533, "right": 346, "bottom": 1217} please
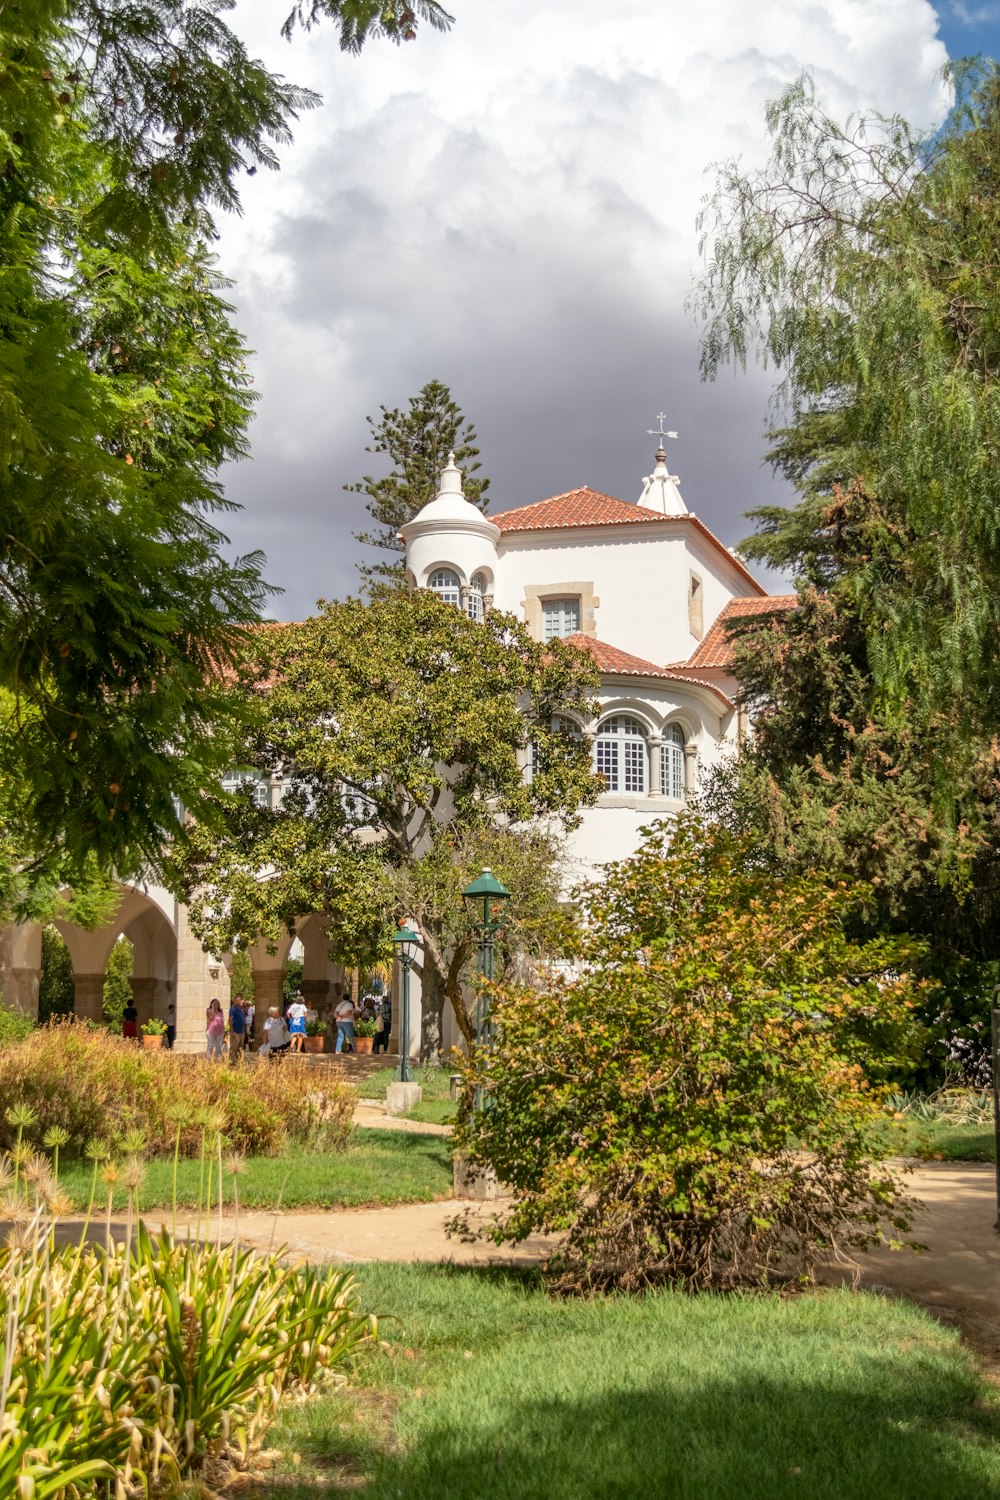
{"left": 203, "top": 985, "right": 393, "bottom": 1062}
{"left": 205, "top": 994, "right": 254, "bottom": 1061}
{"left": 326, "top": 987, "right": 393, "bottom": 1055}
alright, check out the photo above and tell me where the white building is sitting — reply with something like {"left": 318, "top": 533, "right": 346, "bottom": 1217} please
{"left": 402, "top": 443, "right": 790, "bottom": 884}
{"left": 0, "top": 441, "right": 792, "bottom": 1057}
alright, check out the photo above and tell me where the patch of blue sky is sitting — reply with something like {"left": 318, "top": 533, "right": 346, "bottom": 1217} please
{"left": 931, "top": 0, "right": 1000, "bottom": 60}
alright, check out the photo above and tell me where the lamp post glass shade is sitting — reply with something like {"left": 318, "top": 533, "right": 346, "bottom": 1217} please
{"left": 461, "top": 868, "right": 512, "bottom": 933}
{"left": 391, "top": 924, "right": 420, "bottom": 964}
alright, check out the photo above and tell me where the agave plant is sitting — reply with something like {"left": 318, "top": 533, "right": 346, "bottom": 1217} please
{"left": 0, "top": 1127, "right": 376, "bottom": 1492}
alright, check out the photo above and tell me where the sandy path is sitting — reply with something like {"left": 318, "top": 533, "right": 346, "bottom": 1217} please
{"left": 352, "top": 1100, "right": 451, "bottom": 1136}
{"left": 818, "top": 1161, "right": 1000, "bottom": 1364}
{"left": 167, "top": 1160, "right": 1000, "bottom": 1356}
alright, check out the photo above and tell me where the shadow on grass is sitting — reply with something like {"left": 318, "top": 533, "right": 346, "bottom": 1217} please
{"left": 345, "top": 1266, "right": 1000, "bottom": 1500}
{"left": 363, "top": 1369, "right": 1000, "bottom": 1500}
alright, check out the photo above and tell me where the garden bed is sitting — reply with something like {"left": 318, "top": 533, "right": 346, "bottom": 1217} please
{"left": 59, "top": 1128, "right": 454, "bottom": 1212}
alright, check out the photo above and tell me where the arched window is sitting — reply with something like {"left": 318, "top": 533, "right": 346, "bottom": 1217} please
{"left": 428, "top": 568, "right": 461, "bottom": 606}
{"left": 595, "top": 715, "right": 647, "bottom": 794}
{"left": 661, "top": 723, "right": 686, "bottom": 801}
{"left": 467, "top": 572, "right": 486, "bottom": 622}
{"left": 525, "top": 715, "right": 582, "bottom": 784}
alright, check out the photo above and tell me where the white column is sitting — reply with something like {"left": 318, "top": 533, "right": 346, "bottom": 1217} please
{"left": 684, "top": 740, "right": 699, "bottom": 798}
{"left": 649, "top": 737, "right": 663, "bottom": 796}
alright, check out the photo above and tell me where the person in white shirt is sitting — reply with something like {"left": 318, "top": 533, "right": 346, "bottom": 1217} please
{"left": 262, "top": 1006, "right": 290, "bottom": 1062}
{"left": 286, "top": 994, "right": 308, "bottom": 1054}
{"left": 334, "top": 995, "right": 356, "bottom": 1055}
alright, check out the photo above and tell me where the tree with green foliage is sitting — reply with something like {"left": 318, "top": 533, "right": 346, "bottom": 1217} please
{"left": 283, "top": 0, "right": 454, "bottom": 50}
{"left": 169, "top": 590, "right": 600, "bottom": 1054}
{"left": 229, "top": 949, "right": 256, "bottom": 1007}
{"left": 453, "top": 816, "right": 924, "bottom": 1293}
{"left": 0, "top": 0, "right": 454, "bottom": 893}
{"left": 102, "top": 934, "right": 134, "bottom": 1031}
{"left": 348, "top": 380, "right": 489, "bottom": 586}
{"left": 694, "top": 65, "right": 1000, "bottom": 1080}
{"left": 694, "top": 62, "right": 1000, "bottom": 795}
{"left": 703, "top": 498, "right": 1000, "bottom": 1085}
{"left": 38, "top": 926, "right": 75, "bottom": 1024}
{"left": 283, "top": 958, "right": 305, "bottom": 1005}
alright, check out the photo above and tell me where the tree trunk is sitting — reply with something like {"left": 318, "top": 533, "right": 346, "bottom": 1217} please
{"left": 419, "top": 963, "right": 445, "bottom": 1062}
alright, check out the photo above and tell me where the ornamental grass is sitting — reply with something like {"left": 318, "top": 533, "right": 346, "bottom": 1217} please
{"left": 0, "top": 1021, "right": 354, "bottom": 1159}
{"left": 0, "top": 1116, "right": 375, "bottom": 1494}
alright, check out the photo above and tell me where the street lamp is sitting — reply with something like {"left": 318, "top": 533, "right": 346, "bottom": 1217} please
{"left": 391, "top": 923, "right": 420, "bottom": 1083}
{"left": 461, "top": 867, "right": 511, "bottom": 1050}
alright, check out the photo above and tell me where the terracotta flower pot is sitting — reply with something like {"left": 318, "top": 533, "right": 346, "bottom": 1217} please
{"left": 353, "top": 1036, "right": 373, "bottom": 1055}
{"left": 142, "top": 1034, "right": 163, "bottom": 1049}
{"left": 303, "top": 1034, "right": 325, "bottom": 1054}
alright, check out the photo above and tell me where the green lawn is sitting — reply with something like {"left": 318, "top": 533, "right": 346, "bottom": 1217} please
{"left": 875, "top": 1115, "right": 994, "bottom": 1162}
{"left": 258, "top": 1264, "right": 1000, "bottom": 1499}
{"left": 58, "top": 1130, "right": 453, "bottom": 1213}
{"left": 359, "top": 1065, "right": 457, "bottom": 1104}
{"left": 405, "top": 1095, "right": 459, "bottom": 1126}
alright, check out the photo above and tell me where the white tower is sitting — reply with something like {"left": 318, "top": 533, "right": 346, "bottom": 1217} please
{"left": 400, "top": 454, "right": 501, "bottom": 615}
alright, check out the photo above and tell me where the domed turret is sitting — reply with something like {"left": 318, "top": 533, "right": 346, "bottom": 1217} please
{"left": 400, "top": 454, "right": 500, "bottom": 614}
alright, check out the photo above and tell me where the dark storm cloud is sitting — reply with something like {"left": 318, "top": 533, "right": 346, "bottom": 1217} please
{"left": 215, "top": 1, "right": 948, "bottom": 618}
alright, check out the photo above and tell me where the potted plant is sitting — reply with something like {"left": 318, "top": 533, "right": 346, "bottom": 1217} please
{"left": 141, "top": 1017, "right": 167, "bottom": 1049}
{"left": 353, "top": 1017, "right": 376, "bottom": 1055}
{"left": 303, "top": 1016, "right": 326, "bottom": 1054}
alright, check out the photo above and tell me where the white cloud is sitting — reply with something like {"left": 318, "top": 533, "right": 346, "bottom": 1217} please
{"left": 216, "top": 0, "right": 949, "bottom": 615}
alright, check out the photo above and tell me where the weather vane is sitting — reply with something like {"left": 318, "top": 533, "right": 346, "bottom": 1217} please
{"left": 647, "top": 413, "right": 678, "bottom": 442}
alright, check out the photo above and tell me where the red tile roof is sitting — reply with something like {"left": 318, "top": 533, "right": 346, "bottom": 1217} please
{"left": 494, "top": 488, "right": 671, "bottom": 532}
{"left": 493, "top": 488, "right": 766, "bottom": 595}
{"left": 566, "top": 633, "right": 675, "bottom": 677}
{"left": 566, "top": 635, "right": 734, "bottom": 709}
{"left": 680, "top": 594, "right": 799, "bottom": 670}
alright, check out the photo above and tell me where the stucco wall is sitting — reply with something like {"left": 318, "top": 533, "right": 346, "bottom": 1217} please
{"left": 493, "top": 523, "right": 755, "bottom": 663}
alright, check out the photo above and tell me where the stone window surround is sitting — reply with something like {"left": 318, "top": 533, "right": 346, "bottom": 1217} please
{"left": 521, "top": 581, "right": 600, "bottom": 641}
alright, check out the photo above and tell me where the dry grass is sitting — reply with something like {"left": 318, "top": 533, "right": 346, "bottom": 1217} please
{"left": 0, "top": 1022, "right": 355, "bottom": 1157}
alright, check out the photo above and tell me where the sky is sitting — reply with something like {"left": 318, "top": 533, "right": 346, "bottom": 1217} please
{"left": 213, "top": 0, "right": 997, "bottom": 618}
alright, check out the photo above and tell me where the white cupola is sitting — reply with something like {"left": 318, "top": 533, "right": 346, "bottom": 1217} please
{"left": 637, "top": 444, "right": 688, "bottom": 516}
{"left": 399, "top": 454, "right": 501, "bottom": 611}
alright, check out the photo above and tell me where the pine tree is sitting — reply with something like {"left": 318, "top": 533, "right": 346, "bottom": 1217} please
{"left": 347, "top": 380, "right": 490, "bottom": 586}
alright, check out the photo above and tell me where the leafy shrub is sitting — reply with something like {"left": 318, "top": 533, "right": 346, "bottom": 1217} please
{"left": 0, "top": 1001, "right": 34, "bottom": 1047}
{"left": 453, "top": 816, "right": 925, "bottom": 1293}
{"left": 0, "top": 1022, "right": 354, "bottom": 1157}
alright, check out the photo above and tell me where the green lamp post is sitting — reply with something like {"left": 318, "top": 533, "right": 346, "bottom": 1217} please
{"left": 391, "top": 922, "right": 420, "bottom": 1083}
{"left": 461, "top": 867, "right": 512, "bottom": 1051}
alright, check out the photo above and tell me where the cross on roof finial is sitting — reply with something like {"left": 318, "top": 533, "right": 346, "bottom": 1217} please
{"left": 647, "top": 413, "right": 678, "bottom": 443}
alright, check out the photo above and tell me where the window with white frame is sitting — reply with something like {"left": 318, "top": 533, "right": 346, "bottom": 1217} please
{"left": 661, "top": 723, "right": 686, "bottom": 801}
{"left": 467, "top": 572, "right": 487, "bottom": 622}
{"left": 542, "top": 597, "right": 581, "bottom": 642}
{"left": 595, "top": 715, "right": 647, "bottom": 794}
{"left": 222, "top": 771, "right": 270, "bottom": 808}
{"left": 428, "top": 568, "right": 461, "bottom": 606}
